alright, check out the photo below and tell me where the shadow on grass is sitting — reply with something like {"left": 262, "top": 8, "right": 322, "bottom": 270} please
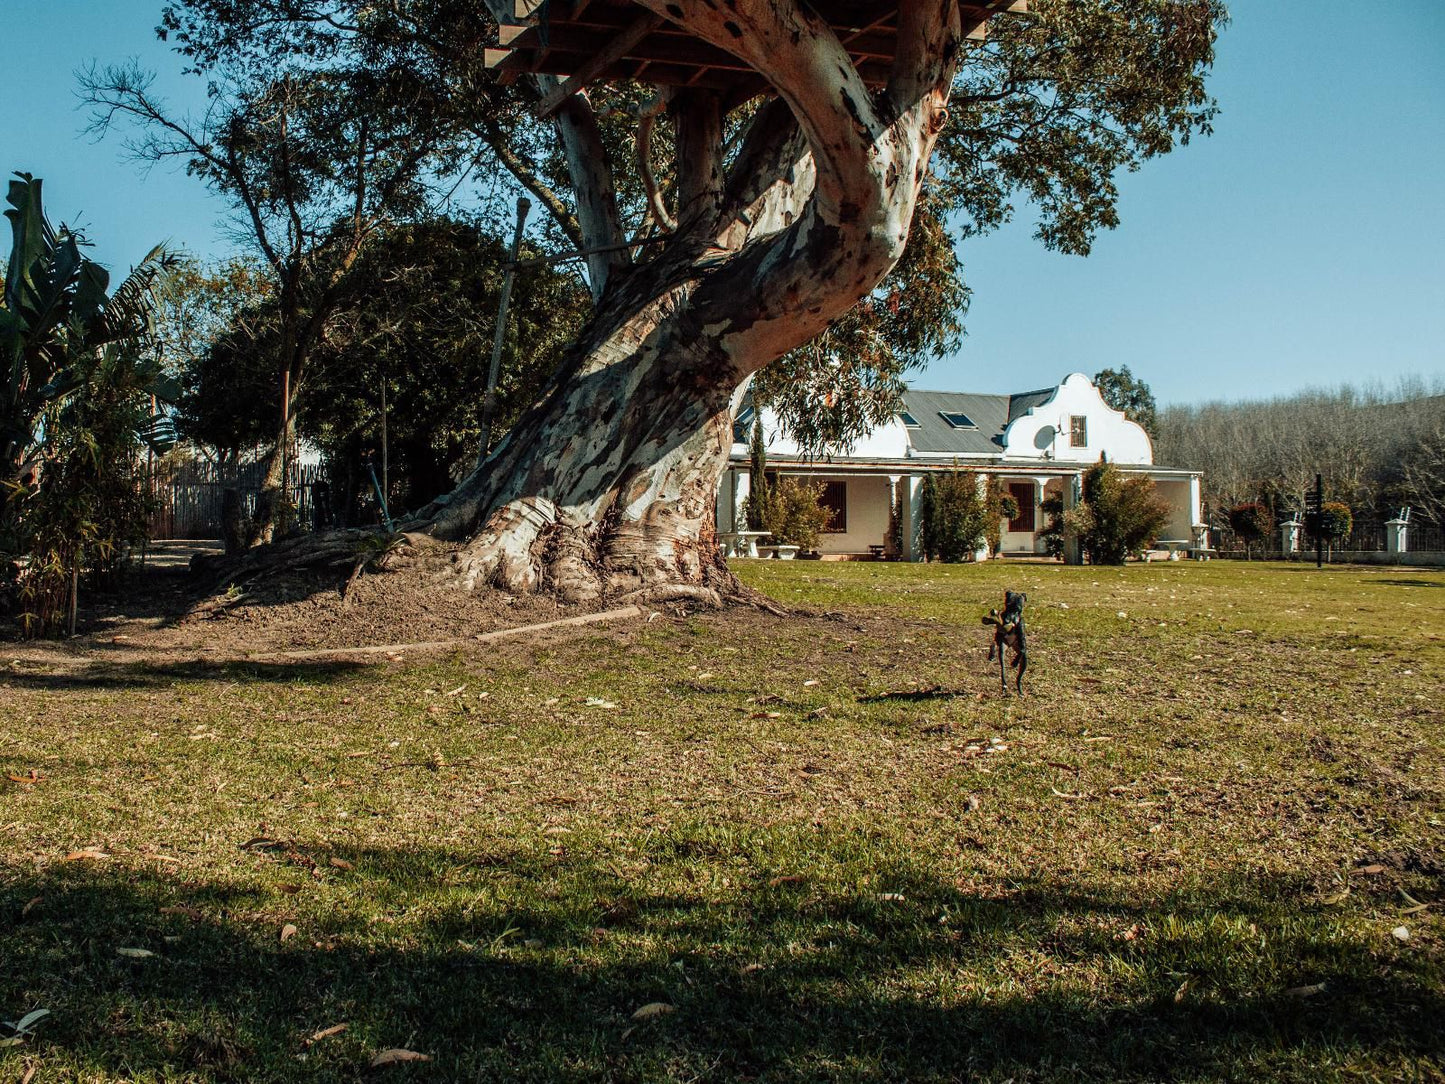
{"left": 0, "top": 658, "right": 371, "bottom": 691}
{"left": 1368, "top": 578, "right": 1445, "bottom": 589}
{"left": 856, "top": 686, "right": 965, "bottom": 703}
{"left": 2, "top": 840, "right": 1439, "bottom": 1082}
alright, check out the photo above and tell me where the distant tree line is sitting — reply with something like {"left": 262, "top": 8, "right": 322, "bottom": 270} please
{"left": 1155, "top": 378, "right": 1445, "bottom": 527}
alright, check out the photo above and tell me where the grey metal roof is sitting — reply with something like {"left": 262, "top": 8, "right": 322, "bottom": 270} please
{"left": 1007, "top": 387, "right": 1056, "bottom": 423}
{"left": 899, "top": 389, "right": 1011, "bottom": 454}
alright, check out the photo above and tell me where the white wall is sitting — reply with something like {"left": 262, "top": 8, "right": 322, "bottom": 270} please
{"left": 731, "top": 410, "right": 911, "bottom": 460}
{"left": 778, "top": 473, "right": 892, "bottom": 554}
{"left": 1000, "top": 372, "right": 1154, "bottom": 465}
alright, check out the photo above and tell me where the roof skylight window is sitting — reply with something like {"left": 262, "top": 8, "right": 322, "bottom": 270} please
{"left": 899, "top": 411, "right": 921, "bottom": 428}
{"left": 939, "top": 411, "right": 977, "bottom": 429}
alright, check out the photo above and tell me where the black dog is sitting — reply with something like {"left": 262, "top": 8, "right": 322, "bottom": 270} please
{"left": 982, "top": 590, "right": 1028, "bottom": 695}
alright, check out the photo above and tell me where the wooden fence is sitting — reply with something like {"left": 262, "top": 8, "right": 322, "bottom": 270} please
{"left": 148, "top": 461, "right": 327, "bottom": 540}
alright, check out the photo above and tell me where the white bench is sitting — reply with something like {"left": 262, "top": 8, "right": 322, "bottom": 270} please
{"left": 718, "top": 530, "right": 769, "bottom": 558}
{"left": 756, "top": 544, "right": 800, "bottom": 560}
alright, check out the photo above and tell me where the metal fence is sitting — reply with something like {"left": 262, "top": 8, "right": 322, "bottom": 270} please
{"left": 1209, "top": 520, "right": 1445, "bottom": 560}
{"left": 148, "top": 461, "right": 325, "bottom": 540}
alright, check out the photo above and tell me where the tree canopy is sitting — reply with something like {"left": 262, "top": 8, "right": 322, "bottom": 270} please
{"left": 88, "top": 0, "right": 1226, "bottom": 601}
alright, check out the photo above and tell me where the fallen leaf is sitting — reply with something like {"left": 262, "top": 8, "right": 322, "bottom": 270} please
{"left": 370, "top": 1048, "right": 431, "bottom": 1067}
{"left": 1173, "top": 980, "right": 1189, "bottom": 1003}
{"left": 876, "top": 892, "right": 906, "bottom": 902}
{"left": 328, "top": 856, "right": 354, "bottom": 870}
{"left": 585, "top": 697, "right": 619, "bottom": 709}
{"left": 280, "top": 923, "right": 298, "bottom": 942}
{"left": 631, "top": 1002, "right": 675, "bottom": 1020}
{"left": 117, "top": 947, "right": 156, "bottom": 958}
{"left": 1285, "top": 983, "right": 1326, "bottom": 998}
{"left": 1391, "top": 926, "right": 1411, "bottom": 943}
{"left": 21, "top": 896, "right": 42, "bottom": 916}
{"left": 309, "top": 1023, "right": 348, "bottom": 1042}
{"left": 64, "top": 848, "right": 109, "bottom": 862}
{"left": 160, "top": 905, "right": 204, "bottom": 920}
{"left": 1399, "top": 904, "right": 1430, "bottom": 916}
{"left": 6, "top": 769, "right": 41, "bottom": 784}
{"left": 695, "top": 672, "right": 714, "bottom": 681}
{"left": 767, "top": 875, "right": 804, "bottom": 887}
{"left": 750, "top": 711, "right": 781, "bottom": 719}
{"left": 1354, "top": 864, "right": 1386, "bottom": 876}
{"left": 1321, "top": 888, "right": 1350, "bottom": 905}
{"left": 803, "top": 679, "right": 820, "bottom": 687}
{"left": 277, "top": 884, "right": 304, "bottom": 895}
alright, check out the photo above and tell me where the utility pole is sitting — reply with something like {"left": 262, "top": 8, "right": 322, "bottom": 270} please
{"left": 477, "top": 196, "right": 532, "bottom": 469}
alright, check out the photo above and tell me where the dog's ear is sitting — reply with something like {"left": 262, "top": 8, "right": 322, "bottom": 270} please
{"left": 1018, "top": 592, "right": 1027, "bottom": 606}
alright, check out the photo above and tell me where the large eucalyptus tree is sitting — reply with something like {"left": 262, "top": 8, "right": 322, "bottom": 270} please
{"left": 143, "top": 0, "right": 1224, "bottom": 604}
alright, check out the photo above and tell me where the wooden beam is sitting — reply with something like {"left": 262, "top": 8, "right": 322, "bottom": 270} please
{"left": 534, "top": 11, "right": 665, "bottom": 118}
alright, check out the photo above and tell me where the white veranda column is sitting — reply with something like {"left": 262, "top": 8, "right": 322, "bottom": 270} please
{"left": 901, "top": 475, "right": 924, "bottom": 562}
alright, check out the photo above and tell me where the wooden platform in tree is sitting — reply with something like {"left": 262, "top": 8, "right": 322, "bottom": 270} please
{"left": 485, "top": 0, "right": 1027, "bottom": 115}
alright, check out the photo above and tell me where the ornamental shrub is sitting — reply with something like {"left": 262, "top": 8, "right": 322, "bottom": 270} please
{"left": 1067, "top": 457, "right": 1170, "bottom": 564}
{"left": 921, "top": 470, "right": 990, "bottom": 562}
{"left": 1309, "top": 501, "right": 1352, "bottom": 553}
{"left": 759, "top": 478, "right": 830, "bottom": 551}
{"left": 1228, "top": 501, "right": 1273, "bottom": 556}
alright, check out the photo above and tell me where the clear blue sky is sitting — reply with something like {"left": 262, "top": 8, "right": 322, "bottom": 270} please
{"left": 3, "top": 1, "right": 1443, "bottom": 406}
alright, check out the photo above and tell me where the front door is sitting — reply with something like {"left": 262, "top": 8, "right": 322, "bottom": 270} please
{"left": 1007, "top": 482, "right": 1036, "bottom": 533}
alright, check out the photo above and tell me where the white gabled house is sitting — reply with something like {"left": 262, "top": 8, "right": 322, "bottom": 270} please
{"left": 717, "top": 372, "right": 1206, "bottom": 561}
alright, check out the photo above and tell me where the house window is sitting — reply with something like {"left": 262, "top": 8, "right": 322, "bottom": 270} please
{"left": 819, "top": 481, "right": 847, "bottom": 533}
{"left": 1007, "top": 482, "right": 1035, "bottom": 533}
{"left": 899, "top": 411, "right": 921, "bottom": 428}
{"left": 939, "top": 411, "right": 977, "bottom": 429}
{"left": 1070, "top": 415, "right": 1087, "bottom": 448}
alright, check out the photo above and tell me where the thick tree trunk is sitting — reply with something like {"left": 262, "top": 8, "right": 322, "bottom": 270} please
{"left": 415, "top": 271, "right": 747, "bottom": 604}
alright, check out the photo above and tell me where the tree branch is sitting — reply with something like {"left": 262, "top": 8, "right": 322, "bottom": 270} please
{"left": 635, "top": 94, "right": 677, "bottom": 233}
{"left": 632, "top": 0, "right": 886, "bottom": 226}
{"left": 669, "top": 88, "right": 723, "bottom": 231}
{"left": 476, "top": 116, "right": 586, "bottom": 251}
{"left": 536, "top": 77, "right": 629, "bottom": 301}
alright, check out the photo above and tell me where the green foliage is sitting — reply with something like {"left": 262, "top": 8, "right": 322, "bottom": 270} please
{"left": 744, "top": 417, "right": 768, "bottom": 531}
{"left": 757, "top": 479, "right": 830, "bottom": 551}
{"left": 1038, "top": 493, "right": 1067, "bottom": 559}
{"left": 2, "top": 173, "right": 175, "bottom": 488}
{"left": 1228, "top": 502, "right": 1273, "bottom": 544}
{"left": 177, "top": 219, "right": 588, "bottom": 517}
{"left": 1093, "top": 365, "right": 1158, "bottom": 440}
{"left": 1, "top": 173, "right": 172, "bottom": 634}
{"left": 1312, "top": 501, "right": 1353, "bottom": 544}
{"left": 920, "top": 470, "right": 991, "bottom": 563}
{"left": 6, "top": 347, "right": 158, "bottom": 636}
{"left": 755, "top": 196, "right": 969, "bottom": 456}
{"left": 1067, "top": 458, "right": 1171, "bottom": 564}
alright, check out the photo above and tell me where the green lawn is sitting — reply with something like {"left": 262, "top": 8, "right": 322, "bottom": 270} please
{"left": 1, "top": 560, "right": 1441, "bottom": 1082}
